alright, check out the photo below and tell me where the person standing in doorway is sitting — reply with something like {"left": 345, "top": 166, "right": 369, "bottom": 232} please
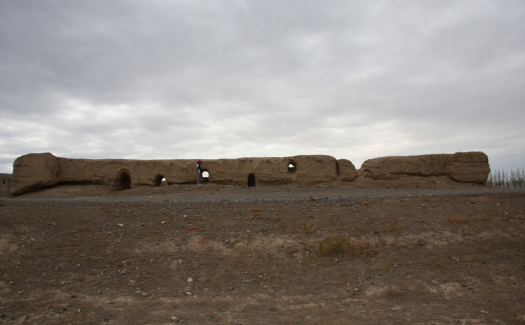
{"left": 197, "top": 160, "right": 203, "bottom": 185}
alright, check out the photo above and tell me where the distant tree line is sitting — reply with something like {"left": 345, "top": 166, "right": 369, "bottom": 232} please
{"left": 486, "top": 168, "right": 525, "bottom": 188}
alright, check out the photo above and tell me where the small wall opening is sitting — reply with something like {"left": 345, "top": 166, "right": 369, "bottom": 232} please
{"left": 248, "top": 173, "right": 256, "bottom": 187}
{"left": 288, "top": 162, "right": 296, "bottom": 173}
{"left": 202, "top": 171, "right": 209, "bottom": 183}
{"left": 154, "top": 175, "right": 167, "bottom": 187}
{"left": 117, "top": 171, "right": 131, "bottom": 191}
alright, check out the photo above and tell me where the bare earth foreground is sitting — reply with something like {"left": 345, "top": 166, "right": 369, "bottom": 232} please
{"left": 1, "top": 185, "right": 524, "bottom": 325}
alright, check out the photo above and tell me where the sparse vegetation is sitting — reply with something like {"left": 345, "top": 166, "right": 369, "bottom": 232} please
{"left": 487, "top": 168, "right": 525, "bottom": 188}
{"left": 424, "top": 257, "right": 443, "bottom": 268}
{"left": 386, "top": 285, "right": 399, "bottom": 297}
{"left": 316, "top": 236, "right": 377, "bottom": 257}
{"left": 473, "top": 211, "right": 491, "bottom": 222}
{"left": 374, "top": 263, "right": 392, "bottom": 272}
{"left": 447, "top": 214, "right": 465, "bottom": 223}
{"left": 303, "top": 222, "right": 317, "bottom": 233}
{"left": 505, "top": 309, "right": 525, "bottom": 325}
{"left": 3, "top": 188, "right": 525, "bottom": 324}
{"left": 382, "top": 222, "right": 401, "bottom": 235}
{"left": 70, "top": 308, "right": 91, "bottom": 325}
{"left": 250, "top": 206, "right": 262, "bottom": 212}
{"left": 311, "top": 315, "right": 351, "bottom": 325}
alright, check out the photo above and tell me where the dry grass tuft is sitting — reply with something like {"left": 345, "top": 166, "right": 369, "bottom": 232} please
{"left": 424, "top": 258, "right": 443, "bottom": 268}
{"left": 505, "top": 309, "right": 525, "bottom": 325}
{"left": 316, "top": 237, "right": 377, "bottom": 257}
{"left": 447, "top": 214, "right": 465, "bottom": 223}
{"left": 101, "top": 203, "right": 114, "bottom": 213}
{"left": 473, "top": 211, "right": 491, "bottom": 222}
{"left": 386, "top": 285, "right": 399, "bottom": 297}
{"left": 317, "top": 236, "right": 349, "bottom": 256}
{"left": 70, "top": 308, "right": 90, "bottom": 325}
{"left": 311, "top": 315, "right": 350, "bottom": 325}
{"left": 374, "top": 263, "right": 391, "bottom": 272}
{"left": 81, "top": 224, "right": 92, "bottom": 232}
{"left": 250, "top": 207, "right": 262, "bottom": 212}
{"left": 303, "top": 222, "right": 317, "bottom": 233}
{"left": 382, "top": 222, "right": 401, "bottom": 235}
{"left": 70, "top": 249, "right": 78, "bottom": 260}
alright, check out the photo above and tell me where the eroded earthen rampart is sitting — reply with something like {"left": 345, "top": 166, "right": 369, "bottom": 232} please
{"left": 10, "top": 152, "right": 490, "bottom": 196}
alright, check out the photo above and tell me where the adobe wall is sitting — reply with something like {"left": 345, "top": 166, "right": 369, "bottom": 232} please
{"left": 9, "top": 152, "right": 490, "bottom": 196}
{"left": 10, "top": 154, "right": 358, "bottom": 196}
{"left": 358, "top": 152, "right": 490, "bottom": 183}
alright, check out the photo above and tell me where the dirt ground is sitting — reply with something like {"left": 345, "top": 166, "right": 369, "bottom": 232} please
{"left": 1, "top": 185, "right": 524, "bottom": 325}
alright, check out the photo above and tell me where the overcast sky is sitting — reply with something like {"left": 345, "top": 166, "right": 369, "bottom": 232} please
{"left": 1, "top": 0, "right": 524, "bottom": 175}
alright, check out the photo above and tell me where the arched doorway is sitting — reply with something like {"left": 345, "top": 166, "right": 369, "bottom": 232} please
{"left": 288, "top": 162, "right": 296, "bottom": 173}
{"left": 116, "top": 171, "right": 131, "bottom": 191}
{"left": 202, "top": 171, "right": 209, "bottom": 183}
{"left": 154, "top": 175, "right": 167, "bottom": 187}
{"left": 248, "top": 173, "right": 256, "bottom": 187}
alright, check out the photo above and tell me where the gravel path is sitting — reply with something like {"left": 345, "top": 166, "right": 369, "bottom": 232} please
{"left": 4, "top": 186, "right": 524, "bottom": 205}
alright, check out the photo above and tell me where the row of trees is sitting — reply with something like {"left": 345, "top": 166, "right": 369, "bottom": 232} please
{"left": 486, "top": 168, "right": 525, "bottom": 188}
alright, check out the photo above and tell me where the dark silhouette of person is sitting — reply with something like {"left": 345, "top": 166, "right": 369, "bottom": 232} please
{"left": 197, "top": 160, "right": 203, "bottom": 185}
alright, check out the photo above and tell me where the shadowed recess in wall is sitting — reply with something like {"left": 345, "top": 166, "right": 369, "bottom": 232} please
{"left": 116, "top": 171, "right": 131, "bottom": 191}
{"left": 248, "top": 173, "right": 256, "bottom": 187}
{"left": 288, "top": 162, "right": 296, "bottom": 173}
{"left": 154, "top": 175, "right": 166, "bottom": 187}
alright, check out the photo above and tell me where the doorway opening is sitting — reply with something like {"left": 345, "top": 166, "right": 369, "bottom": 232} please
{"left": 288, "top": 162, "right": 296, "bottom": 173}
{"left": 248, "top": 174, "right": 256, "bottom": 187}
{"left": 116, "top": 171, "right": 131, "bottom": 191}
{"left": 202, "top": 171, "right": 209, "bottom": 183}
{"left": 154, "top": 175, "right": 167, "bottom": 187}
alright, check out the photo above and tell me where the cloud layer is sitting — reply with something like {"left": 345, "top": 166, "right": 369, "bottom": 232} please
{"left": 1, "top": 0, "right": 524, "bottom": 174}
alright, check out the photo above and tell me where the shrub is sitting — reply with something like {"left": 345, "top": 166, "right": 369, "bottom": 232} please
{"left": 303, "top": 222, "right": 317, "bottom": 233}
{"left": 382, "top": 222, "right": 401, "bottom": 235}
{"left": 316, "top": 237, "right": 377, "bottom": 257}
{"left": 386, "top": 285, "right": 399, "bottom": 297}
{"left": 447, "top": 214, "right": 465, "bottom": 223}
{"left": 473, "top": 211, "right": 491, "bottom": 222}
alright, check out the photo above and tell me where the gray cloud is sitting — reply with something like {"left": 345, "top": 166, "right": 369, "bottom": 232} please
{"left": 1, "top": 0, "right": 524, "bottom": 174}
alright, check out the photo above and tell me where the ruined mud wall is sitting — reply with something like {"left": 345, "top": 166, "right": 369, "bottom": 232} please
{"left": 358, "top": 152, "right": 490, "bottom": 183}
{"left": 10, "top": 152, "right": 489, "bottom": 196}
{"left": 10, "top": 153, "right": 358, "bottom": 196}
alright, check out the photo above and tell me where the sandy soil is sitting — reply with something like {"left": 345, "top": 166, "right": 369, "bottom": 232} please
{"left": 1, "top": 185, "right": 524, "bottom": 325}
